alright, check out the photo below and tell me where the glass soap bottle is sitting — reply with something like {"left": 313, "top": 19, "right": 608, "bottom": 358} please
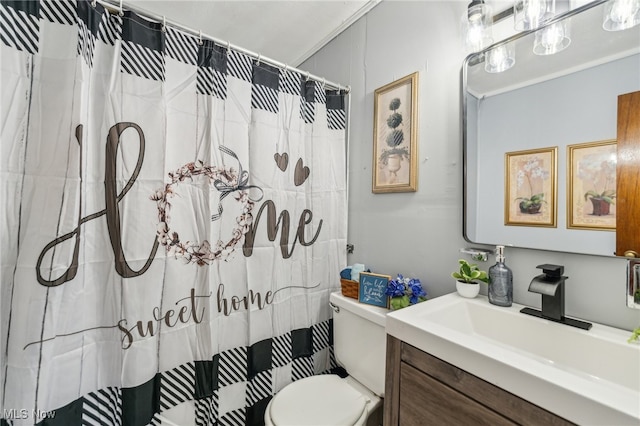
{"left": 488, "top": 245, "right": 513, "bottom": 307}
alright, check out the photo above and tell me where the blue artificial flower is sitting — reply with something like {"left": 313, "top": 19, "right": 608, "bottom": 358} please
{"left": 386, "top": 274, "right": 427, "bottom": 308}
{"left": 410, "top": 279, "right": 426, "bottom": 297}
{"left": 408, "top": 279, "right": 426, "bottom": 304}
{"left": 385, "top": 279, "right": 406, "bottom": 298}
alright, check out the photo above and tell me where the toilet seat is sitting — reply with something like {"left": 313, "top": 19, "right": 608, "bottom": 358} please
{"left": 268, "top": 375, "right": 368, "bottom": 426}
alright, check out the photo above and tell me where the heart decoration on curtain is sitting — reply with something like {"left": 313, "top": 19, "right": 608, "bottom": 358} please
{"left": 294, "top": 158, "right": 311, "bottom": 186}
{"left": 274, "top": 152, "right": 289, "bottom": 171}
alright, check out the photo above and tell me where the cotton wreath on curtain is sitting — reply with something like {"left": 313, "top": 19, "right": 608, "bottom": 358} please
{"left": 0, "top": 1, "right": 348, "bottom": 425}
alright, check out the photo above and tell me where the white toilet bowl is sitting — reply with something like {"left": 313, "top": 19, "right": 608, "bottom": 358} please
{"left": 264, "top": 374, "right": 381, "bottom": 426}
{"left": 264, "top": 292, "right": 387, "bottom": 426}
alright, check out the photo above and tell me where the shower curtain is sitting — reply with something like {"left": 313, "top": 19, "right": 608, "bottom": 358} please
{"left": 0, "top": 1, "right": 347, "bottom": 425}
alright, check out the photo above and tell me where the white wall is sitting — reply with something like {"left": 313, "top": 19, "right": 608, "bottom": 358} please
{"left": 301, "top": 0, "right": 640, "bottom": 331}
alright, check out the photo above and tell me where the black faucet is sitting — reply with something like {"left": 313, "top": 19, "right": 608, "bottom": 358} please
{"left": 520, "top": 264, "right": 592, "bottom": 330}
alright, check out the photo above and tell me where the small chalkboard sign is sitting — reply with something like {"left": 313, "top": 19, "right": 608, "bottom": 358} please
{"left": 358, "top": 272, "right": 390, "bottom": 308}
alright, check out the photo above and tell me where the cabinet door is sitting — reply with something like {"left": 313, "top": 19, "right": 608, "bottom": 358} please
{"left": 399, "top": 362, "right": 514, "bottom": 426}
{"left": 616, "top": 91, "right": 640, "bottom": 257}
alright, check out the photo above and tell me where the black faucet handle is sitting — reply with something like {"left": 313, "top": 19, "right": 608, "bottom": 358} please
{"left": 536, "top": 264, "right": 564, "bottom": 277}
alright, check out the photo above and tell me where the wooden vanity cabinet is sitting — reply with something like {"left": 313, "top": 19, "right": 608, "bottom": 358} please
{"left": 616, "top": 91, "right": 640, "bottom": 258}
{"left": 383, "top": 335, "right": 574, "bottom": 426}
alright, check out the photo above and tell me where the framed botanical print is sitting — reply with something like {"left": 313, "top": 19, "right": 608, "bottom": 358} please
{"left": 567, "top": 140, "right": 616, "bottom": 230}
{"left": 505, "top": 147, "right": 557, "bottom": 227}
{"left": 372, "top": 72, "right": 418, "bottom": 193}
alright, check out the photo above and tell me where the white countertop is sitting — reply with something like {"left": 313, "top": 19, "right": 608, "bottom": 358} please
{"left": 386, "top": 292, "right": 640, "bottom": 425}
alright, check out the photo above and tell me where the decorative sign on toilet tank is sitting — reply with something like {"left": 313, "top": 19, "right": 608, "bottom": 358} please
{"left": 359, "top": 272, "right": 391, "bottom": 308}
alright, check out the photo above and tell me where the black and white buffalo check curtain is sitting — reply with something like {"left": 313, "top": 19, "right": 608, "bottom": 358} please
{"left": 0, "top": 1, "right": 348, "bottom": 425}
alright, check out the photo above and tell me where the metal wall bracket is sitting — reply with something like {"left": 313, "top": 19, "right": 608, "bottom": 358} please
{"left": 459, "top": 247, "right": 493, "bottom": 262}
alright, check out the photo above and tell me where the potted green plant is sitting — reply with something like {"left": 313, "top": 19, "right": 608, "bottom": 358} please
{"left": 516, "top": 193, "right": 546, "bottom": 214}
{"left": 584, "top": 189, "right": 616, "bottom": 216}
{"left": 451, "top": 259, "right": 489, "bottom": 298}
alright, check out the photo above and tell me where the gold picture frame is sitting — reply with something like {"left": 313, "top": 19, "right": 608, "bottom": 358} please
{"left": 372, "top": 72, "right": 418, "bottom": 193}
{"left": 567, "top": 140, "right": 616, "bottom": 230}
{"left": 505, "top": 147, "right": 557, "bottom": 227}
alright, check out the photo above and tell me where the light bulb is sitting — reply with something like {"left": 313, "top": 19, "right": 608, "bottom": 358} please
{"left": 485, "top": 45, "right": 516, "bottom": 73}
{"left": 603, "top": 0, "right": 640, "bottom": 31}
{"left": 533, "top": 20, "right": 571, "bottom": 55}
{"left": 515, "top": 0, "right": 550, "bottom": 31}
{"left": 463, "top": 1, "right": 493, "bottom": 52}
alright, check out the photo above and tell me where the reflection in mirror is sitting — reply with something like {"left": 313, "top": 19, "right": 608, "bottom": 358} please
{"left": 627, "top": 259, "right": 640, "bottom": 308}
{"left": 463, "top": 0, "right": 640, "bottom": 257}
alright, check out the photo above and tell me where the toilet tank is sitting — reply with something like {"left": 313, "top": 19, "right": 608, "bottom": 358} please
{"left": 329, "top": 292, "right": 387, "bottom": 396}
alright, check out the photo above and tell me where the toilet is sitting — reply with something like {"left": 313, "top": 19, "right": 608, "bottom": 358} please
{"left": 264, "top": 291, "right": 387, "bottom": 426}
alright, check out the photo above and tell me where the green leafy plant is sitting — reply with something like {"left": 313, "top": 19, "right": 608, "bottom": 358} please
{"left": 584, "top": 189, "right": 616, "bottom": 204}
{"left": 516, "top": 192, "right": 547, "bottom": 213}
{"left": 628, "top": 327, "right": 640, "bottom": 344}
{"left": 451, "top": 259, "right": 489, "bottom": 284}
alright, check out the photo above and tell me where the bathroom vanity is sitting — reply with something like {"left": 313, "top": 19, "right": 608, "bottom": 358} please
{"left": 384, "top": 336, "right": 571, "bottom": 425}
{"left": 383, "top": 293, "right": 640, "bottom": 425}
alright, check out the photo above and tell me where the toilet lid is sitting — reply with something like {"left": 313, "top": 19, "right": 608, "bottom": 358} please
{"left": 270, "top": 375, "right": 367, "bottom": 426}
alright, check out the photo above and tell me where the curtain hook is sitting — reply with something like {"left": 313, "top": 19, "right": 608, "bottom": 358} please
{"left": 118, "top": 0, "right": 124, "bottom": 16}
{"left": 91, "top": 0, "right": 96, "bottom": 7}
{"left": 256, "top": 53, "right": 261, "bottom": 66}
{"left": 161, "top": 16, "right": 166, "bottom": 32}
{"left": 283, "top": 64, "right": 288, "bottom": 73}
{"left": 306, "top": 72, "right": 310, "bottom": 81}
{"left": 226, "top": 40, "right": 231, "bottom": 55}
{"left": 322, "top": 78, "right": 326, "bottom": 89}
{"left": 198, "top": 30, "right": 203, "bottom": 45}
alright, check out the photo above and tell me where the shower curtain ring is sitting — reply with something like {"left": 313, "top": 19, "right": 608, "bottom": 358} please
{"left": 198, "top": 30, "right": 203, "bottom": 45}
{"left": 256, "top": 54, "right": 261, "bottom": 66}
{"left": 91, "top": 0, "right": 96, "bottom": 7}
{"left": 161, "top": 16, "right": 166, "bottom": 32}
{"left": 226, "top": 40, "right": 231, "bottom": 55}
{"left": 306, "top": 72, "right": 310, "bottom": 81}
{"left": 118, "top": 0, "right": 124, "bottom": 16}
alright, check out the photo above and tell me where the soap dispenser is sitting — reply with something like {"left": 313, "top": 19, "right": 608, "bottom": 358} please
{"left": 488, "top": 245, "right": 513, "bottom": 307}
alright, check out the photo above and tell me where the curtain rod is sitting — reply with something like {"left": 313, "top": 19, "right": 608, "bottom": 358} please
{"left": 95, "top": 0, "right": 350, "bottom": 93}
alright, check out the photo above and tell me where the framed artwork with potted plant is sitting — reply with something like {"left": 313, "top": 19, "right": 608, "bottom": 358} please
{"left": 372, "top": 72, "right": 418, "bottom": 193}
{"left": 567, "top": 139, "right": 616, "bottom": 230}
{"left": 505, "top": 147, "right": 557, "bottom": 227}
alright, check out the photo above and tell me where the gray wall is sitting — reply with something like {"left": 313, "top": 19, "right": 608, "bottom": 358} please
{"left": 301, "top": 0, "right": 640, "bottom": 330}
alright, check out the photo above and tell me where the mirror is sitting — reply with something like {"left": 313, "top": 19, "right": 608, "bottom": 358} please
{"left": 463, "top": 0, "right": 640, "bottom": 257}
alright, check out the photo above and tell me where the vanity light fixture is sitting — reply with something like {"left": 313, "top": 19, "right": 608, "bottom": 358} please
{"left": 485, "top": 43, "right": 516, "bottom": 73}
{"left": 464, "top": 0, "right": 494, "bottom": 52}
{"left": 533, "top": 1, "right": 572, "bottom": 55}
{"left": 533, "top": 20, "right": 571, "bottom": 54}
{"left": 603, "top": 0, "right": 640, "bottom": 31}
{"left": 514, "top": 0, "right": 549, "bottom": 30}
